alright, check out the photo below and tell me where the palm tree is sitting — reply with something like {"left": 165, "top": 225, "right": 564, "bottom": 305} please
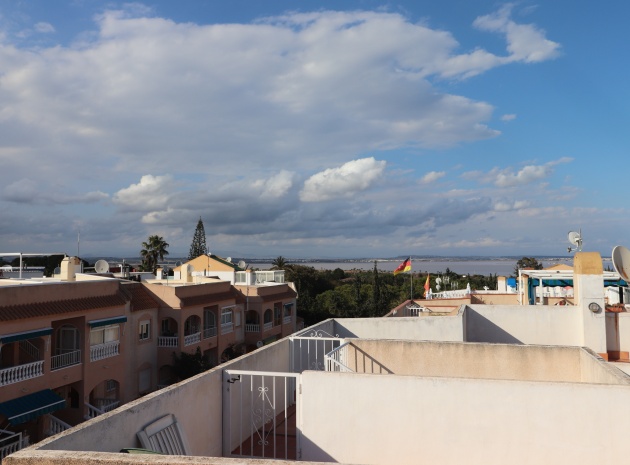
{"left": 140, "top": 235, "right": 170, "bottom": 273}
{"left": 271, "top": 256, "right": 287, "bottom": 270}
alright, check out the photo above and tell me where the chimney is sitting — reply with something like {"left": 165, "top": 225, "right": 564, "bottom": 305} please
{"left": 60, "top": 257, "right": 76, "bottom": 282}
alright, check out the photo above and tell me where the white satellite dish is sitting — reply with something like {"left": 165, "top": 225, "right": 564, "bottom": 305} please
{"left": 567, "top": 230, "right": 583, "bottom": 252}
{"left": 226, "top": 257, "right": 232, "bottom": 263}
{"left": 435, "top": 277, "right": 442, "bottom": 284}
{"left": 94, "top": 259, "right": 110, "bottom": 273}
{"left": 256, "top": 341, "right": 263, "bottom": 348}
{"left": 612, "top": 245, "right": 630, "bottom": 282}
{"left": 238, "top": 260, "right": 247, "bottom": 269}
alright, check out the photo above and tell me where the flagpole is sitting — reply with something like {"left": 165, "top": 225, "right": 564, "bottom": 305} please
{"left": 410, "top": 257, "right": 413, "bottom": 301}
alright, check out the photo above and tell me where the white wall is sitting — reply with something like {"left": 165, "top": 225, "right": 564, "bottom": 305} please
{"left": 300, "top": 371, "right": 630, "bottom": 465}
{"left": 334, "top": 315, "right": 464, "bottom": 342}
{"left": 465, "top": 305, "right": 583, "bottom": 346}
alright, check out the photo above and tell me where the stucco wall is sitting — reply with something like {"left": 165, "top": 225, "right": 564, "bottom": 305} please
{"left": 334, "top": 315, "right": 464, "bottom": 342}
{"left": 33, "top": 339, "right": 292, "bottom": 457}
{"left": 465, "top": 305, "right": 583, "bottom": 346}
{"left": 299, "top": 371, "right": 630, "bottom": 465}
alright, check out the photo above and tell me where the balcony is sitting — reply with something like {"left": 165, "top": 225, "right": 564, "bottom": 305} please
{"left": 0, "top": 361, "right": 44, "bottom": 387}
{"left": 245, "top": 324, "right": 260, "bottom": 333}
{"left": 263, "top": 322, "right": 273, "bottom": 331}
{"left": 283, "top": 316, "right": 292, "bottom": 325}
{"left": 0, "top": 430, "right": 29, "bottom": 461}
{"left": 90, "top": 341, "right": 120, "bottom": 362}
{"left": 51, "top": 350, "right": 81, "bottom": 371}
{"left": 203, "top": 327, "right": 217, "bottom": 339}
{"left": 184, "top": 332, "right": 201, "bottom": 346}
{"left": 221, "top": 323, "right": 234, "bottom": 335}
{"left": 158, "top": 336, "right": 178, "bottom": 348}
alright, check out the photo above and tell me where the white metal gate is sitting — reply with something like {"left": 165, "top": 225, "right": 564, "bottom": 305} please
{"left": 223, "top": 370, "right": 300, "bottom": 460}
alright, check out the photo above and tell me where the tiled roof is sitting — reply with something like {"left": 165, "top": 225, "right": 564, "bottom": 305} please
{"left": 123, "top": 283, "right": 159, "bottom": 312}
{"left": 259, "top": 290, "right": 297, "bottom": 302}
{"left": 0, "top": 294, "right": 127, "bottom": 322}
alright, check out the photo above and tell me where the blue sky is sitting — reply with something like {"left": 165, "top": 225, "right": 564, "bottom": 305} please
{"left": 0, "top": 1, "right": 628, "bottom": 259}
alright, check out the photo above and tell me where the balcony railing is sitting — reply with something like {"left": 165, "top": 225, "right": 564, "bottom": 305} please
{"left": 184, "top": 332, "right": 201, "bottom": 346}
{"left": 283, "top": 316, "right": 292, "bottom": 325}
{"left": 48, "top": 415, "right": 72, "bottom": 436}
{"left": 221, "top": 323, "right": 233, "bottom": 335}
{"left": 0, "top": 361, "right": 44, "bottom": 386}
{"left": 157, "top": 336, "right": 178, "bottom": 347}
{"left": 325, "top": 341, "right": 354, "bottom": 372}
{"left": 51, "top": 350, "right": 81, "bottom": 370}
{"left": 0, "top": 431, "right": 28, "bottom": 461}
{"left": 203, "top": 327, "right": 217, "bottom": 339}
{"left": 263, "top": 322, "right": 273, "bottom": 331}
{"left": 90, "top": 341, "right": 120, "bottom": 362}
{"left": 245, "top": 323, "right": 260, "bottom": 332}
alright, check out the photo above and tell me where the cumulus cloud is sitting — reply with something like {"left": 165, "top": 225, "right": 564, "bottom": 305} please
{"left": 112, "top": 175, "right": 176, "bottom": 212}
{"left": 300, "top": 158, "right": 386, "bottom": 202}
{"left": 463, "top": 158, "right": 573, "bottom": 188}
{"left": 252, "top": 170, "right": 295, "bottom": 199}
{"left": 421, "top": 171, "right": 446, "bottom": 184}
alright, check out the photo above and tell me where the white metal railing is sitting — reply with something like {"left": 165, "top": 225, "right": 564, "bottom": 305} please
{"left": 325, "top": 342, "right": 354, "bottom": 372}
{"left": 184, "top": 332, "right": 201, "bottom": 346}
{"left": 90, "top": 341, "right": 120, "bottom": 362}
{"left": 0, "top": 431, "right": 27, "bottom": 461}
{"left": 48, "top": 415, "right": 72, "bottom": 436}
{"left": 93, "top": 398, "right": 120, "bottom": 413}
{"left": 283, "top": 316, "right": 292, "bottom": 325}
{"left": 263, "top": 322, "right": 273, "bottom": 331}
{"left": 0, "top": 361, "right": 44, "bottom": 386}
{"left": 19, "top": 339, "right": 40, "bottom": 361}
{"left": 245, "top": 323, "right": 260, "bottom": 332}
{"left": 290, "top": 332, "right": 344, "bottom": 373}
{"left": 51, "top": 350, "right": 81, "bottom": 370}
{"left": 158, "top": 336, "right": 179, "bottom": 347}
{"left": 203, "top": 327, "right": 217, "bottom": 339}
{"left": 254, "top": 270, "right": 285, "bottom": 284}
{"left": 221, "top": 323, "right": 233, "bottom": 335}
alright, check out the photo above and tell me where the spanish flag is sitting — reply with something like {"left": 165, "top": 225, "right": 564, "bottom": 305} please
{"left": 424, "top": 274, "right": 430, "bottom": 296}
{"left": 393, "top": 257, "right": 411, "bottom": 275}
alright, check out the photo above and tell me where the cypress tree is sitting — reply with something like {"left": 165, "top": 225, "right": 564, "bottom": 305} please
{"left": 188, "top": 218, "right": 208, "bottom": 260}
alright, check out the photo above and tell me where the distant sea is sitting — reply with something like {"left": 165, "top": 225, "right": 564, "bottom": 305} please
{"left": 251, "top": 258, "right": 581, "bottom": 277}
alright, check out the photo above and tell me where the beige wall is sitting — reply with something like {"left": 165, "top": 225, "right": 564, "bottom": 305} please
{"left": 334, "top": 315, "right": 464, "bottom": 342}
{"left": 299, "top": 371, "right": 630, "bottom": 465}
{"left": 465, "top": 305, "right": 583, "bottom": 346}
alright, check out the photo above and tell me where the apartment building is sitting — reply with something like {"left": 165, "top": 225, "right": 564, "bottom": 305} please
{"left": 10, "top": 251, "right": 630, "bottom": 465}
{"left": 0, "top": 256, "right": 296, "bottom": 460}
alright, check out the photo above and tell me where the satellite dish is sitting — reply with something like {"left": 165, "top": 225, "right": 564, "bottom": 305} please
{"left": 435, "top": 277, "right": 442, "bottom": 284}
{"left": 226, "top": 257, "right": 232, "bottom": 263}
{"left": 567, "top": 230, "right": 583, "bottom": 252}
{"left": 175, "top": 261, "right": 183, "bottom": 267}
{"left": 612, "top": 245, "right": 630, "bottom": 282}
{"left": 256, "top": 341, "right": 263, "bottom": 348}
{"left": 238, "top": 260, "right": 247, "bottom": 269}
{"left": 94, "top": 260, "right": 110, "bottom": 273}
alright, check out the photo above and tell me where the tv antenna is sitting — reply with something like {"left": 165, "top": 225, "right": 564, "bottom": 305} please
{"left": 612, "top": 245, "right": 630, "bottom": 282}
{"left": 567, "top": 230, "right": 583, "bottom": 253}
{"left": 94, "top": 259, "right": 110, "bottom": 273}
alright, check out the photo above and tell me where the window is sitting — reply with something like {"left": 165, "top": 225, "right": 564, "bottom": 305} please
{"left": 139, "top": 320, "right": 151, "bottom": 341}
{"left": 221, "top": 308, "right": 233, "bottom": 326}
{"left": 106, "top": 379, "right": 117, "bottom": 392}
{"left": 284, "top": 303, "right": 293, "bottom": 317}
{"left": 274, "top": 303, "right": 282, "bottom": 326}
{"left": 204, "top": 307, "right": 217, "bottom": 329}
{"left": 90, "top": 324, "right": 119, "bottom": 346}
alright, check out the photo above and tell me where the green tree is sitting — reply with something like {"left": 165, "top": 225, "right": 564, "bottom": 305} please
{"left": 140, "top": 235, "right": 170, "bottom": 273}
{"left": 188, "top": 218, "right": 208, "bottom": 260}
{"left": 172, "top": 347, "right": 212, "bottom": 381}
{"left": 514, "top": 257, "right": 543, "bottom": 276}
{"left": 271, "top": 256, "right": 287, "bottom": 269}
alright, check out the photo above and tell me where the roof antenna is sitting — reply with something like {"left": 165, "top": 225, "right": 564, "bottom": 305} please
{"left": 567, "top": 229, "right": 583, "bottom": 253}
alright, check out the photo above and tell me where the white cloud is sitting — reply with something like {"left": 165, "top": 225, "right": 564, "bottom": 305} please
{"left": 463, "top": 158, "right": 573, "bottom": 188}
{"left": 300, "top": 158, "right": 386, "bottom": 202}
{"left": 252, "top": 170, "right": 295, "bottom": 199}
{"left": 2, "top": 178, "right": 108, "bottom": 205}
{"left": 112, "top": 175, "right": 176, "bottom": 212}
{"left": 34, "top": 22, "right": 55, "bottom": 34}
{"left": 473, "top": 5, "right": 561, "bottom": 63}
{"left": 421, "top": 171, "right": 446, "bottom": 184}
{"left": 501, "top": 114, "right": 517, "bottom": 121}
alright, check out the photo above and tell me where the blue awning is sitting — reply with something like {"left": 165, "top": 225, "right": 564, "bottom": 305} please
{"left": 0, "top": 389, "right": 65, "bottom": 425}
{"left": 0, "top": 328, "right": 52, "bottom": 344}
{"left": 88, "top": 316, "right": 127, "bottom": 327}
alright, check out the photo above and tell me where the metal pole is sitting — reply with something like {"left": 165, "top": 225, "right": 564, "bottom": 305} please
{"left": 410, "top": 258, "right": 413, "bottom": 301}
